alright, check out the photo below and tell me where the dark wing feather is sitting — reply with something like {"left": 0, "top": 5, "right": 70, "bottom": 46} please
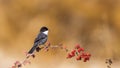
{"left": 34, "top": 33, "right": 44, "bottom": 43}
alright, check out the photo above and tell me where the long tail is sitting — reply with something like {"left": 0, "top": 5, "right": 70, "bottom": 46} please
{"left": 28, "top": 44, "right": 38, "bottom": 54}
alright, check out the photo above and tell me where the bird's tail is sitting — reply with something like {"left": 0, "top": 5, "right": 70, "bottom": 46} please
{"left": 28, "top": 44, "right": 38, "bottom": 54}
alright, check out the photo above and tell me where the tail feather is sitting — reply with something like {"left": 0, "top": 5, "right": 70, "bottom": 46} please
{"left": 28, "top": 44, "right": 38, "bottom": 54}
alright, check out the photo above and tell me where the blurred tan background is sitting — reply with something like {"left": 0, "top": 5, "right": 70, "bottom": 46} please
{"left": 0, "top": 0, "right": 120, "bottom": 68}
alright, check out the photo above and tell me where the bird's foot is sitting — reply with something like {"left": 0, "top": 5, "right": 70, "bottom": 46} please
{"left": 36, "top": 47, "right": 41, "bottom": 52}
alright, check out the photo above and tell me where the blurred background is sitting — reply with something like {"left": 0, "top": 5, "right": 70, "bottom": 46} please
{"left": 0, "top": 0, "right": 120, "bottom": 68}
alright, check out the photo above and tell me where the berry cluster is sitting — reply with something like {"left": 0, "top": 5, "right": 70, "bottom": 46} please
{"left": 11, "top": 43, "right": 91, "bottom": 68}
{"left": 67, "top": 44, "right": 91, "bottom": 62}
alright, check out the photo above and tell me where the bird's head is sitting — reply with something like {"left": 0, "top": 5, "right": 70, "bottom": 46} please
{"left": 40, "top": 26, "right": 48, "bottom": 35}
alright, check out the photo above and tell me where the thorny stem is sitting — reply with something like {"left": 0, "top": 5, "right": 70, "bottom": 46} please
{"left": 11, "top": 43, "right": 91, "bottom": 68}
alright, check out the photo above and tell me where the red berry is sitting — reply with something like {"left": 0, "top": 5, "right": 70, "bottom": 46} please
{"left": 75, "top": 44, "right": 80, "bottom": 49}
{"left": 72, "top": 53, "right": 75, "bottom": 56}
{"left": 67, "top": 53, "right": 73, "bottom": 58}
{"left": 87, "top": 53, "right": 91, "bottom": 57}
{"left": 78, "top": 48, "right": 84, "bottom": 53}
{"left": 84, "top": 59, "right": 87, "bottom": 62}
{"left": 76, "top": 57, "right": 80, "bottom": 60}
{"left": 82, "top": 52, "right": 87, "bottom": 56}
{"left": 71, "top": 49, "right": 76, "bottom": 55}
{"left": 83, "top": 56, "right": 89, "bottom": 62}
{"left": 77, "top": 48, "right": 81, "bottom": 53}
{"left": 80, "top": 48, "right": 84, "bottom": 51}
{"left": 80, "top": 52, "right": 87, "bottom": 58}
{"left": 76, "top": 55, "right": 81, "bottom": 60}
{"left": 86, "top": 57, "right": 89, "bottom": 60}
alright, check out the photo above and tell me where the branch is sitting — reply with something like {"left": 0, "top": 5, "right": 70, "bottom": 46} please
{"left": 11, "top": 42, "right": 91, "bottom": 68}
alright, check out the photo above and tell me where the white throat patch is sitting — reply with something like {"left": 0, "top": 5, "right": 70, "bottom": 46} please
{"left": 43, "top": 31, "right": 48, "bottom": 35}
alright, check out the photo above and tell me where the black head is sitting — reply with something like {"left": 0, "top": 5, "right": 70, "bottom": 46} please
{"left": 40, "top": 26, "right": 48, "bottom": 32}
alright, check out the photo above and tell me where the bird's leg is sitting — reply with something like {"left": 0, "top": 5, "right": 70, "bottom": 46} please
{"left": 36, "top": 45, "right": 45, "bottom": 52}
{"left": 36, "top": 47, "right": 41, "bottom": 52}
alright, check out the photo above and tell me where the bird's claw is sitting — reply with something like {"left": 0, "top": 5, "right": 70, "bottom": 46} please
{"left": 36, "top": 47, "right": 42, "bottom": 52}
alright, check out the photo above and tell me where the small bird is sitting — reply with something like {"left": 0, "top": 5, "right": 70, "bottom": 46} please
{"left": 28, "top": 26, "right": 48, "bottom": 54}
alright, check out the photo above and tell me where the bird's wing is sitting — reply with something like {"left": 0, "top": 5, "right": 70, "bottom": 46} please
{"left": 34, "top": 33, "right": 46, "bottom": 43}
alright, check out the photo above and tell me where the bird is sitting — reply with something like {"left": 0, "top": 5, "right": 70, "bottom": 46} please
{"left": 28, "top": 26, "right": 48, "bottom": 54}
